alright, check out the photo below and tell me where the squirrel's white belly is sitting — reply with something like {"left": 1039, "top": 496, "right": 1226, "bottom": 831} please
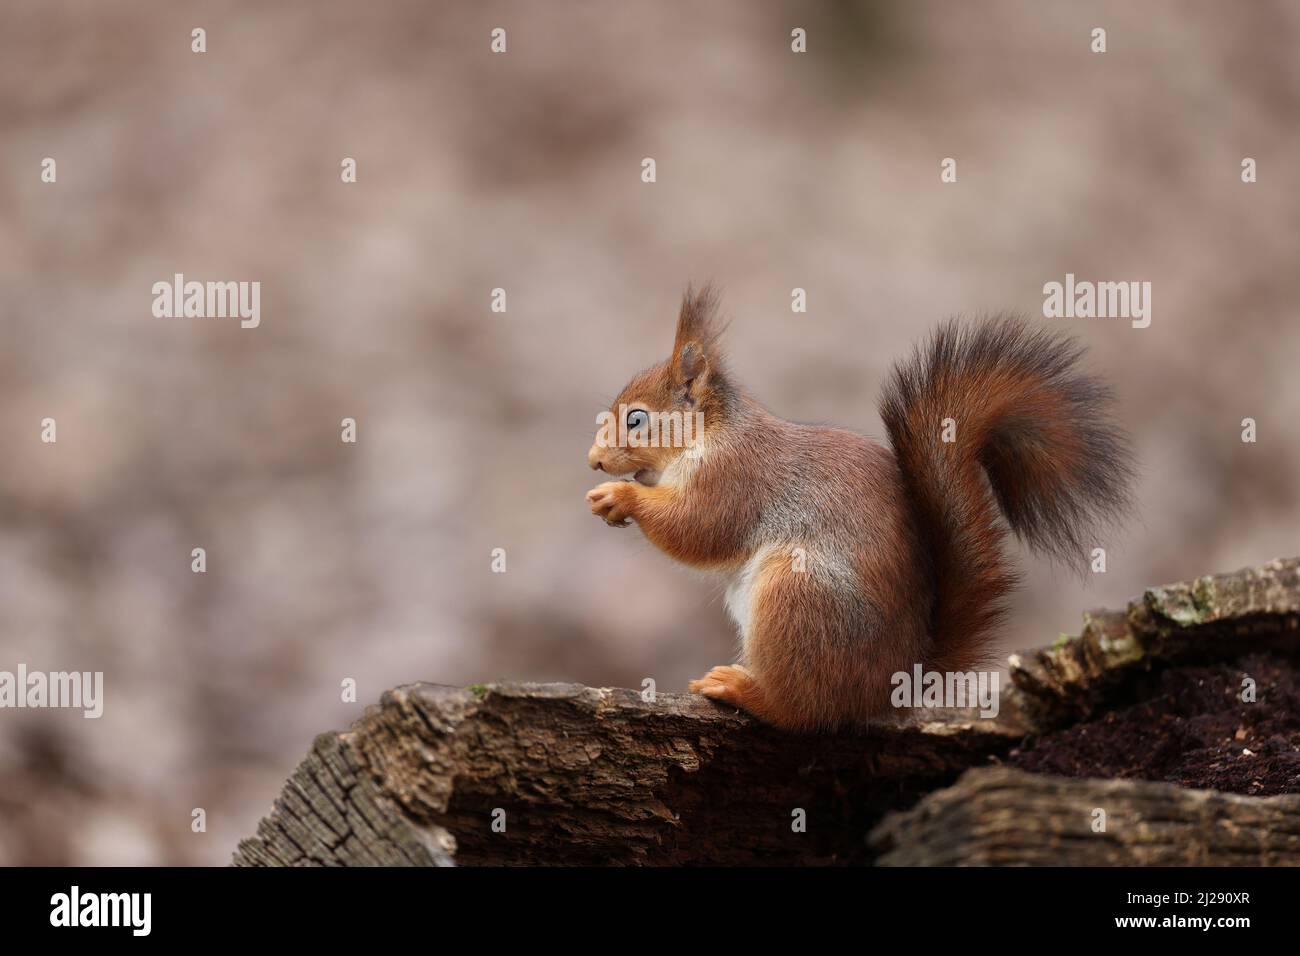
{"left": 722, "top": 545, "right": 777, "bottom": 645}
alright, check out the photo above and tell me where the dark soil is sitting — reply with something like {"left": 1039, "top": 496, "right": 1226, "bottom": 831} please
{"left": 1010, "top": 652, "right": 1300, "bottom": 795}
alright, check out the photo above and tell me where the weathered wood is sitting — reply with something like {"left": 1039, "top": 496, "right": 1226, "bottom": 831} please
{"left": 1009, "top": 556, "right": 1300, "bottom": 728}
{"left": 232, "top": 732, "right": 456, "bottom": 866}
{"left": 233, "top": 682, "right": 1024, "bottom": 866}
{"left": 869, "top": 766, "right": 1300, "bottom": 865}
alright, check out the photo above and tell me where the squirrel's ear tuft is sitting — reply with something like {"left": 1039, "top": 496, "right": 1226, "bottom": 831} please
{"left": 672, "top": 282, "right": 725, "bottom": 388}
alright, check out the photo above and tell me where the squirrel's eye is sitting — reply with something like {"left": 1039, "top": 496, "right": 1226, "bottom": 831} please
{"left": 626, "top": 409, "right": 649, "bottom": 431}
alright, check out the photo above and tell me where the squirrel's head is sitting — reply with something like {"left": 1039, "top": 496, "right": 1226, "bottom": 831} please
{"left": 587, "top": 284, "right": 732, "bottom": 486}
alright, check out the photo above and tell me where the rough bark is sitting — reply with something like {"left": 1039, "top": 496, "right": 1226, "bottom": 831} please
{"left": 869, "top": 766, "right": 1300, "bottom": 865}
{"left": 233, "top": 683, "right": 1024, "bottom": 866}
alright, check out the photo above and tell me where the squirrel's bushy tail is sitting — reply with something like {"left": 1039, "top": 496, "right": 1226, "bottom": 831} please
{"left": 879, "top": 316, "right": 1134, "bottom": 673}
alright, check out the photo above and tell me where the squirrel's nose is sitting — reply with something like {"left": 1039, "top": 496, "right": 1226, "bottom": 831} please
{"left": 587, "top": 445, "right": 604, "bottom": 470}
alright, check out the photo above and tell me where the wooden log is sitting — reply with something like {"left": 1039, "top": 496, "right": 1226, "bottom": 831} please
{"left": 233, "top": 682, "right": 1024, "bottom": 866}
{"left": 869, "top": 766, "right": 1300, "bottom": 865}
{"left": 234, "top": 557, "right": 1300, "bottom": 866}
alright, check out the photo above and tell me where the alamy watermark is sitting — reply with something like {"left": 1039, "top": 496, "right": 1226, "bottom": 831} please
{"left": 152, "top": 273, "right": 260, "bottom": 328}
{"left": 891, "top": 664, "right": 1000, "bottom": 718}
{"left": 50, "top": 886, "right": 150, "bottom": 936}
{"left": 0, "top": 665, "right": 103, "bottom": 718}
{"left": 594, "top": 405, "right": 705, "bottom": 449}
{"left": 1043, "top": 273, "right": 1151, "bottom": 329}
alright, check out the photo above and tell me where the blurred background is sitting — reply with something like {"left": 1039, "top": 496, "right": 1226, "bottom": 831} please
{"left": 2, "top": 0, "right": 1298, "bottom": 864}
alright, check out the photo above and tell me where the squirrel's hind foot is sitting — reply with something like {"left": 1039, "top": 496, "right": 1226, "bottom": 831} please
{"left": 689, "top": 664, "right": 765, "bottom": 715}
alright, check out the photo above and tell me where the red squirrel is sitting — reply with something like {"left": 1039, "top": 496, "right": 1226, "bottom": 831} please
{"left": 586, "top": 285, "right": 1133, "bottom": 731}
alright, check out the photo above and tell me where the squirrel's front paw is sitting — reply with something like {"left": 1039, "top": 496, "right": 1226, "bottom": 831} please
{"left": 586, "top": 480, "right": 635, "bottom": 527}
